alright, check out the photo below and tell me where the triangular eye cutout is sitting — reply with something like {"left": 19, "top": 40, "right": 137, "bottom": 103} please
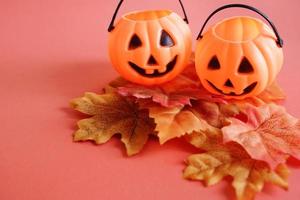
{"left": 238, "top": 57, "right": 254, "bottom": 73}
{"left": 129, "top": 34, "right": 142, "bottom": 50}
{"left": 208, "top": 56, "right": 220, "bottom": 70}
{"left": 160, "top": 30, "right": 175, "bottom": 47}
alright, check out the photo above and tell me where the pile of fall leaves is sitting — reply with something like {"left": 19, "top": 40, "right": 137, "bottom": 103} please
{"left": 70, "top": 60, "right": 300, "bottom": 200}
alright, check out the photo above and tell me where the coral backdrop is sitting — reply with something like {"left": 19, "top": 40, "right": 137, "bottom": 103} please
{"left": 0, "top": 0, "right": 299, "bottom": 200}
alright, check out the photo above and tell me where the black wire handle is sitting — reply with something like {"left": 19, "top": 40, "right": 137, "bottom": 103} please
{"left": 196, "top": 4, "right": 283, "bottom": 47}
{"left": 108, "top": 0, "right": 189, "bottom": 32}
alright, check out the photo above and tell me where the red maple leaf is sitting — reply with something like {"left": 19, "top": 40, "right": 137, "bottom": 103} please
{"left": 222, "top": 104, "right": 300, "bottom": 168}
{"left": 117, "top": 66, "right": 226, "bottom": 107}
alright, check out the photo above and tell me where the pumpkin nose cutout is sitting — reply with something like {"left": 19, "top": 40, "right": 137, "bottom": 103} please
{"left": 224, "top": 79, "right": 234, "bottom": 88}
{"left": 148, "top": 55, "right": 158, "bottom": 66}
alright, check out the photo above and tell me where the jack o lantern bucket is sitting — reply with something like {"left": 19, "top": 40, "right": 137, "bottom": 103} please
{"left": 195, "top": 4, "right": 284, "bottom": 99}
{"left": 108, "top": 0, "right": 192, "bottom": 85}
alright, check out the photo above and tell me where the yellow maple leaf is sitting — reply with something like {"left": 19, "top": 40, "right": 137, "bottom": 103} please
{"left": 148, "top": 106, "right": 211, "bottom": 144}
{"left": 183, "top": 140, "right": 289, "bottom": 200}
{"left": 71, "top": 92, "right": 156, "bottom": 156}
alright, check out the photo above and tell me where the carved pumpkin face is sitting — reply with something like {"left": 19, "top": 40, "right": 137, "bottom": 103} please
{"left": 195, "top": 16, "right": 283, "bottom": 99}
{"left": 108, "top": 10, "right": 192, "bottom": 85}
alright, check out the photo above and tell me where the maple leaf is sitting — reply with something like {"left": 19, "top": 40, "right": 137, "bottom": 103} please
{"left": 70, "top": 92, "right": 156, "bottom": 156}
{"left": 190, "top": 100, "right": 240, "bottom": 128}
{"left": 117, "top": 65, "right": 226, "bottom": 108}
{"left": 229, "top": 81, "right": 286, "bottom": 107}
{"left": 183, "top": 142, "right": 290, "bottom": 200}
{"left": 222, "top": 103, "right": 300, "bottom": 168}
{"left": 147, "top": 105, "right": 212, "bottom": 144}
{"left": 185, "top": 128, "right": 223, "bottom": 152}
{"left": 256, "top": 81, "right": 286, "bottom": 103}
{"left": 105, "top": 77, "right": 129, "bottom": 93}
{"left": 185, "top": 114, "right": 291, "bottom": 200}
{"left": 149, "top": 98, "right": 240, "bottom": 145}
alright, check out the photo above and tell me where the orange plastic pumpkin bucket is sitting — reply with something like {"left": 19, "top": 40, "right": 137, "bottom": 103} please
{"left": 195, "top": 4, "right": 284, "bottom": 99}
{"left": 108, "top": 0, "right": 192, "bottom": 86}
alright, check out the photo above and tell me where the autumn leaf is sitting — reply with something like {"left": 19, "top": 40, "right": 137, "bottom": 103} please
{"left": 105, "top": 77, "right": 129, "bottom": 93}
{"left": 256, "top": 81, "right": 286, "bottom": 103}
{"left": 229, "top": 81, "right": 286, "bottom": 107}
{"left": 183, "top": 142, "right": 290, "bottom": 200}
{"left": 185, "top": 128, "right": 223, "bottom": 152}
{"left": 145, "top": 105, "right": 212, "bottom": 144}
{"left": 184, "top": 111, "right": 291, "bottom": 200}
{"left": 222, "top": 103, "right": 300, "bottom": 168}
{"left": 117, "top": 81, "right": 226, "bottom": 108}
{"left": 148, "top": 97, "right": 240, "bottom": 145}
{"left": 71, "top": 92, "right": 156, "bottom": 156}
{"left": 117, "top": 64, "right": 226, "bottom": 108}
{"left": 190, "top": 100, "right": 240, "bottom": 128}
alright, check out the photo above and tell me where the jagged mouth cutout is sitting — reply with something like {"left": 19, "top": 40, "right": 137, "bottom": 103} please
{"left": 128, "top": 56, "right": 178, "bottom": 78}
{"left": 207, "top": 80, "right": 258, "bottom": 97}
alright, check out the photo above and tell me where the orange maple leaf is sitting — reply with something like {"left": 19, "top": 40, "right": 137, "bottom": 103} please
{"left": 147, "top": 106, "right": 211, "bottom": 144}
{"left": 71, "top": 92, "right": 156, "bottom": 156}
{"left": 222, "top": 103, "right": 300, "bottom": 168}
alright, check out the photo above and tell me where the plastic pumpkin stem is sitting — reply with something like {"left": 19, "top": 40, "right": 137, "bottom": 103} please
{"left": 196, "top": 4, "right": 283, "bottom": 48}
{"left": 108, "top": 0, "right": 189, "bottom": 32}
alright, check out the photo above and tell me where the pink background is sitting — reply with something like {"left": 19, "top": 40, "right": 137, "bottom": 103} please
{"left": 1, "top": 0, "right": 300, "bottom": 199}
